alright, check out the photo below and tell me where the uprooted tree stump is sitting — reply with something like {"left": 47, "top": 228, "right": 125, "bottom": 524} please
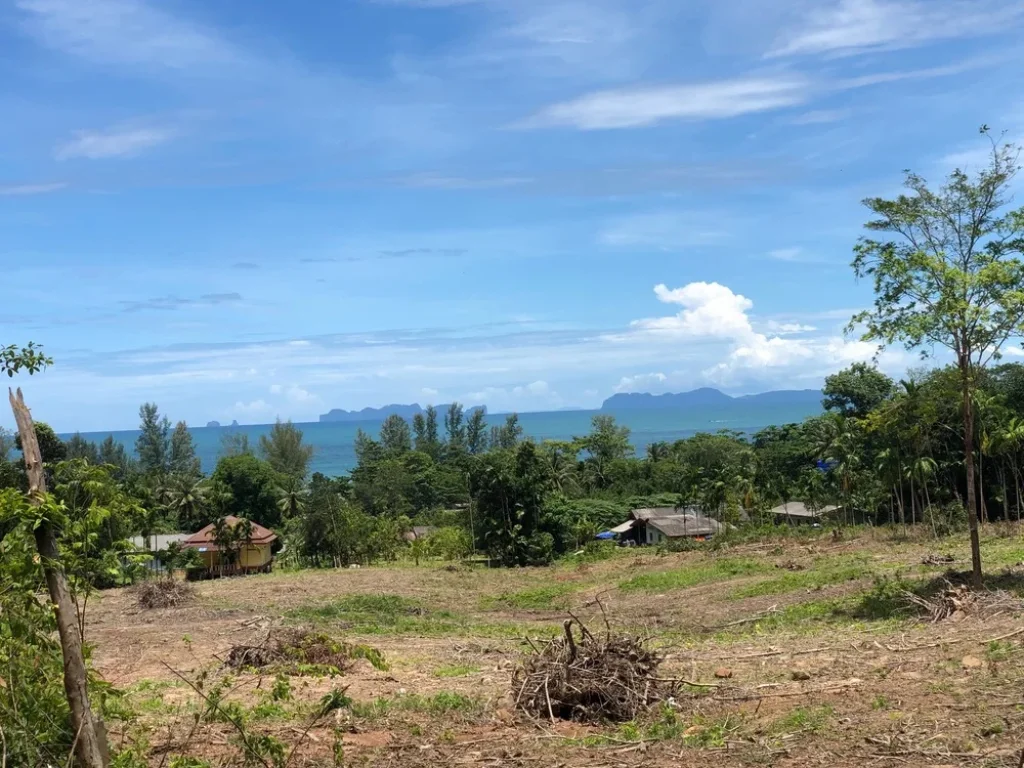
{"left": 226, "top": 628, "right": 387, "bottom": 673}
{"left": 512, "top": 618, "right": 677, "bottom": 723}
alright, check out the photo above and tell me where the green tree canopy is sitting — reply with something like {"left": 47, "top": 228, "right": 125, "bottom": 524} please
{"left": 259, "top": 419, "right": 314, "bottom": 482}
{"left": 822, "top": 362, "right": 897, "bottom": 419}
{"left": 135, "top": 403, "right": 170, "bottom": 476}
{"left": 210, "top": 454, "right": 285, "bottom": 529}
{"left": 852, "top": 129, "right": 1024, "bottom": 583}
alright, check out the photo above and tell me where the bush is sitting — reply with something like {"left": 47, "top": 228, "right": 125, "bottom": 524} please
{"left": 429, "top": 526, "right": 472, "bottom": 561}
{"left": 923, "top": 503, "right": 968, "bottom": 538}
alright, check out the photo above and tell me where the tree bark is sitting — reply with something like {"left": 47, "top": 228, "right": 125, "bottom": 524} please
{"left": 9, "top": 387, "right": 109, "bottom": 768}
{"left": 960, "top": 370, "right": 984, "bottom": 588}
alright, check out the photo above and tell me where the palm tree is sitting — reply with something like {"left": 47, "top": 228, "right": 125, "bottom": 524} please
{"left": 275, "top": 481, "right": 308, "bottom": 519}
{"left": 542, "top": 441, "right": 578, "bottom": 494}
{"left": 167, "top": 476, "right": 209, "bottom": 532}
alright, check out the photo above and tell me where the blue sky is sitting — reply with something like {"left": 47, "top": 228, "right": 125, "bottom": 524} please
{"left": 3, "top": 0, "right": 1024, "bottom": 431}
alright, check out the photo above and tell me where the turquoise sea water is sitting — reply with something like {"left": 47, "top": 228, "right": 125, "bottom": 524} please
{"left": 71, "top": 402, "right": 822, "bottom": 477}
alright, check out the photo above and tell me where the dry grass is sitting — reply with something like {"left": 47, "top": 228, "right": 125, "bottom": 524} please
{"left": 87, "top": 526, "right": 1024, "bottom": 767}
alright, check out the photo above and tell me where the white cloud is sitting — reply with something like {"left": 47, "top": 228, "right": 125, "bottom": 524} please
{"left": 769, "top": 247, "right": 803, "bottom": 261}
{"left": 233, "top": 399, "right": 274, "bottom": 418}
{"left": 520, "top": 74, "right": 810, "bottom": 130}
{"left": 421, "top": 387, "right": 440, "bottom": 398}
{"left": 629, "top": 282, "right": 755, "bottom": 339}
{"left": 16, "top": 0, "right": 242, "bottom": 71}
{"left": 768, "top": 0, "right": 1024, "bottom": 58}
{"left": 614, "top": 372, "right": 667, "bottom": 393}
{"left": 55, "top": 127, "right": 173, "bottom": 160}
{"left": 1003, "top": 346, "right": 1024, "bottom": 358}
{"left": 0, "top": 182, "right": 68, "bottom": 196}
{"left": 599, "top": 211, "right": 727, "bottom": 251}
{"left": 269, "top": 384, "right": 284, "bottom": 394}
{"left": 284, "top": 385, "right": 321, "bottom": 405}
{"left": 762, "top": 321, "right": 818, "bottom": 334}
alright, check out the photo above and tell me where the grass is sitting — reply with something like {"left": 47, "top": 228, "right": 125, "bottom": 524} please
{"left": 728, "top": 560, "right": 874, "bottom": 599}
{"left": 572, "top": 707, "right": 740, "bottom": 748}
{"left": 769, "top": 705, "right": 834, "bottom": 735}
{"left": 482, "top": 583, "right": 577, "bottom": 611}
{"left": 618, "top": 556, "right": 769, "bottom": 593}
{"left": 286, "top": 593, "right": 527, "bottom": 638}
{"left": 433, "top": 663, "right": 480, "bottom": 678}
{"left": 351, "top": 692, "right": 484, "bottom": 721}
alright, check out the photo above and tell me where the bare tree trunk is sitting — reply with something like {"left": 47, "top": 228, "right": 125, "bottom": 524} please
{"left": 960, "top": 368, "right": 983, "bottom": 588}
{"left": 9, "top": 388, "right": 109, "bottom": 768}
{"left": 979, "top": 448, "right": 988, "bottom": 523}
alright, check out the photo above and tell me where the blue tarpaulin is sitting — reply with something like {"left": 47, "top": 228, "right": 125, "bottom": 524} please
{"left": 595, "top": 531, "right": 616, "bottom": 540}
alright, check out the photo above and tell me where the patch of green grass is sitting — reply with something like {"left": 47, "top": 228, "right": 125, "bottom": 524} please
{"left": 351, "top": 692, "right": 484, "bottom": 721}
{"left": 482, "top": 583, "right": 576, "bottom": 611}
{"left": 286, "top": 593, "right": 525, "bottom": 637}
{"left": 729, "top": 562, "right": 873, "bottom": 599}
{"left": 618, "top": 557, "right": 769, "bottom": 593}
{"left": 769, "top": 705, "right": 833, "bottom": 735}
{"left": 871, "top": 695, "right": 890, "bottom": 710}
{"left": 985, "top": 640, "right": 1015, "bottom": 662}
{"left": 434, "top": 663, "right": 480, "bottom": 678}
{"left": 574, "top": 707, "right": 739, "bottom": 748}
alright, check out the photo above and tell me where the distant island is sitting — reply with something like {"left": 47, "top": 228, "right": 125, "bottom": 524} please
{"left": 601, "top": 387, "right": 822, "bottom": 411}
{"left": 320, "top": 403, "right": 487, "bottom": 423}
{"left": 205, "top": 420, "right": 240, "bottom": 428}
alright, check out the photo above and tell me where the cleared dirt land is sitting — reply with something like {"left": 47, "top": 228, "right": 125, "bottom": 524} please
{"left": 90, "top": 527, "right": 1024, "bottom": 767}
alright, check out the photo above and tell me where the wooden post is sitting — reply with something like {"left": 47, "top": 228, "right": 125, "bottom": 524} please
{"left": 9, "top": 388, "right": 109, "bottom": 768}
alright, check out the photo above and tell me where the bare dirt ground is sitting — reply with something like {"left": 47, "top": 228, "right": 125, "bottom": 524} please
{"left": 88, "top": 527, "right": 1024, "bottom": 767}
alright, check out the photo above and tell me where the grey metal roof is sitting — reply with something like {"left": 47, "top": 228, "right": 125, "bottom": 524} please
{"left": 770, "top": 502, "right": 839, "bottom": 519}
{"left": 129, "top": 534, "right": 189, "bottom": 551}
{"left": 630, "top": 506, "right": 701, "bottom": 521}
{"left": 647, "top": 514, "right": 724, "bottom": 538}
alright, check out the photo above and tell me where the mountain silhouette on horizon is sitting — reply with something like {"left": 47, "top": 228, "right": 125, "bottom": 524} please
{"left": 319, "top": 403, "right": 486, "bottom": 423}
{"left": 601, "top": 387, "right": 822, "bottom": 411}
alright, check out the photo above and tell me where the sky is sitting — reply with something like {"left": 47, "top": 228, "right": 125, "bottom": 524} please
{"left": 2, "top": 0, "right": 1024, "bottom": 431}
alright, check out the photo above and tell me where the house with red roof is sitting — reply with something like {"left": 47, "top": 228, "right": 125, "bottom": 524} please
{"left": 182, "top": 515, "right": 277, "bottom": 575}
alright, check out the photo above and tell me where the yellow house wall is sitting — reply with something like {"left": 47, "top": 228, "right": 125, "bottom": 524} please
{"left": 239, "top": 544, "right": 272, "bottom": 567}
{"left": 196, "top": 544, "right": 272, "bottom": 568}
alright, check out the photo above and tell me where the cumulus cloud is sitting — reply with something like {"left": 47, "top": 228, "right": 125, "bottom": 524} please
{"left": 233, "top": 399, "right": 273, "bottom": 419}
{"left": 614, "top": 372, "right": 667, "bottom": 393}
{"left": 628, "top": 282, "right": 754, "bottom": 338}
{"left": 620, "top": 281, "right": 893, "bottom": 386}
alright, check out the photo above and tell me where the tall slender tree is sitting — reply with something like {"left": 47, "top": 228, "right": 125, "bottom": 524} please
{"left": 259, "top": 418, "right": 314, "bottom": 482}
{"left": 135, "top": 403, "right": 170, "bottom": 476}
{"left": 169, "top": 420, "right": 201, "bottom": 476}
{"left": 852, "top": 129, "right": 1024, "bottom": 585}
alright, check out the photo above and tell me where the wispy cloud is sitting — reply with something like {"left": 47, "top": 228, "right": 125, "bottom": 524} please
{"left": 395, "top": 173, "right": 532, "bottom": 190}
{"left": 768, "top": 0, "right": 1024, "bottom": 58}
{"left": 55, "top": 126, "right": 173, "bottom": 160}
{"left": 789, "top": 108, "right": 851, "bottom": 125}
{"left": 600, "top": 211, "right": 728, "bottom": 250}
{"left": 231, "top": 262, "right": 260, "bottom": 270}
{"left": 119, "top": 293, "right": 243, "bottom": 313}
{"left": 16, "top": 0, "right": 243, "bottom": 72}
{"left": 519, "top": 74, "right": 810, "bottom": 129}
{"left": 0, "top": 182, "right": 68, "bottom": 196}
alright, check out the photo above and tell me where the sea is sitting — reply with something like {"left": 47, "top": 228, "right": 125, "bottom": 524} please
{"left": 70, "top": 402, "right": 821, "bottom": 478}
